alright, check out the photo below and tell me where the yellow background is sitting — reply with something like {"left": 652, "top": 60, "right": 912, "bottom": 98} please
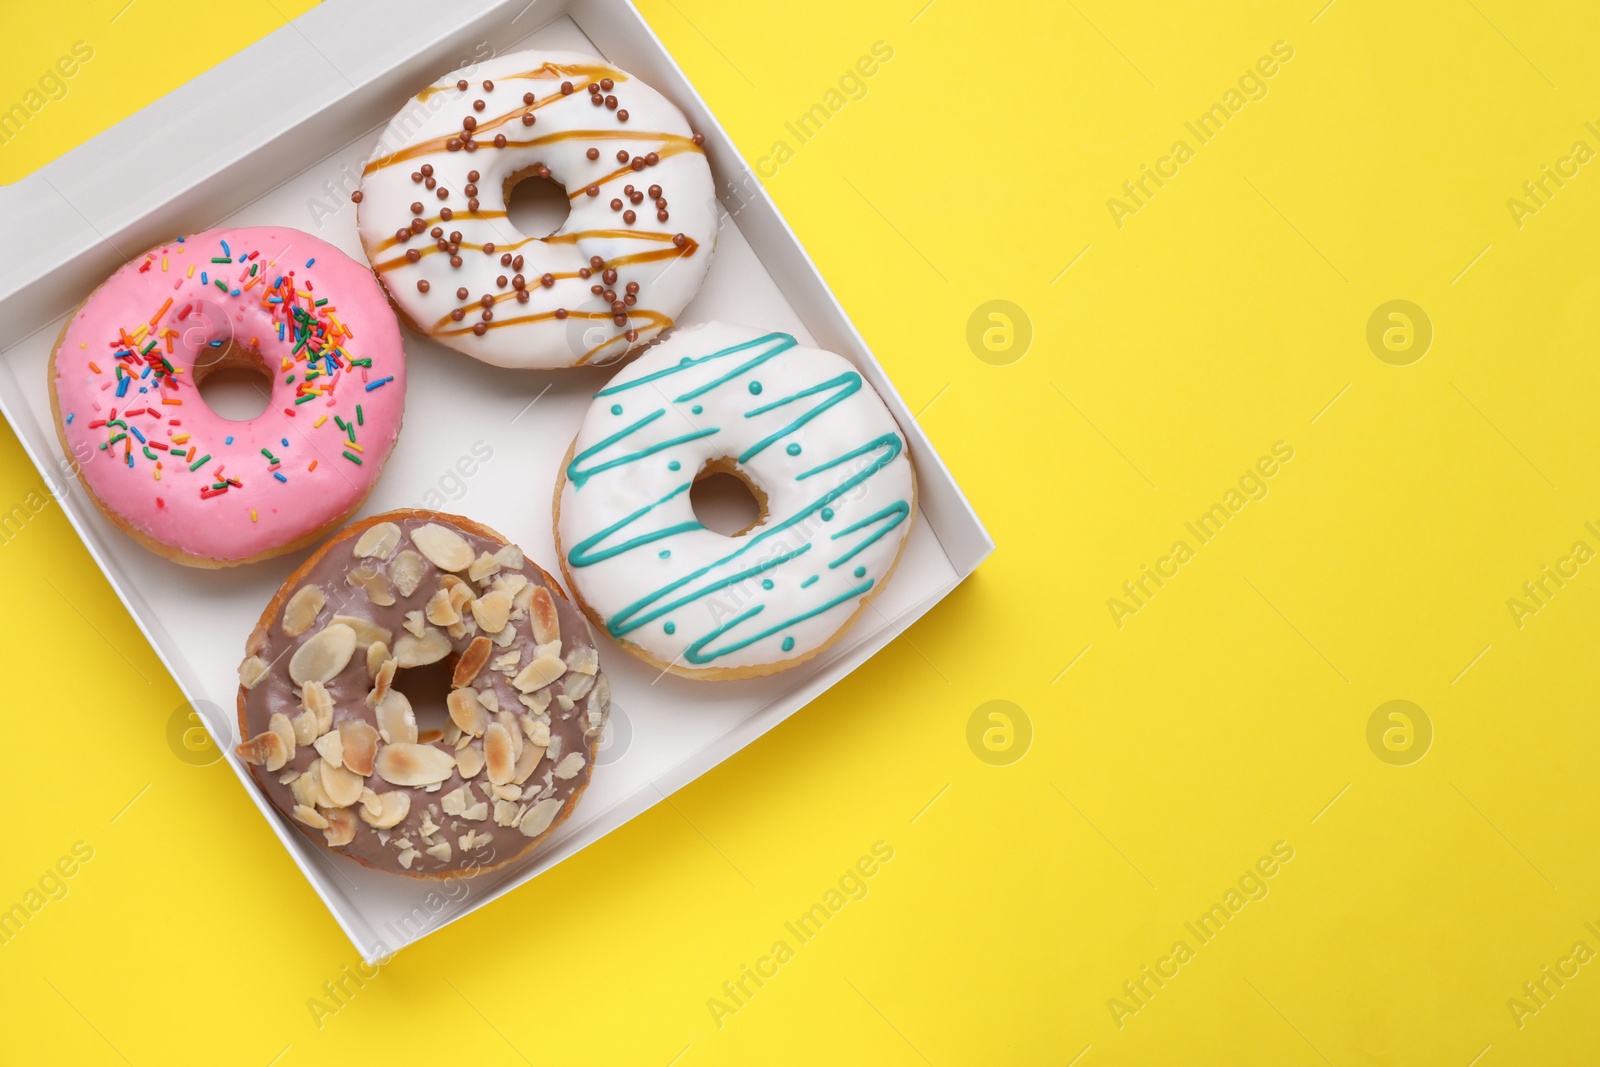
{"left": 2, "top": 0, "right": 1598, "bottom": 1063}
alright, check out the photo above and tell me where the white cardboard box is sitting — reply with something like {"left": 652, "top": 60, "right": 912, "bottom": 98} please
{"left": 0, "top": 0, "right": 992, "bottom": 961}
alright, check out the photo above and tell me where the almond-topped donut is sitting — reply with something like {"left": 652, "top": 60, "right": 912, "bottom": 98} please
{"left": 354, "top": 49, "right": 717, "bottom": 369}
{"left": 235, "top": 510, "right": 609, "bottom": 878}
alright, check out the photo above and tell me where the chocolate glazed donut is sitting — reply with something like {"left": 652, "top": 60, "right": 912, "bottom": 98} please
{"left": 235, "top": 510, "right": 608, "bottom": 878}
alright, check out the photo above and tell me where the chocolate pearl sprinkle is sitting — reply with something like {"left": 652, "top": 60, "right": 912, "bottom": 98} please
{"left": 604, "top": 95, "right": 617, "bottom": 110}
{"left": 611, "top": 300, "right": 625, "bottom": 313}
{"left": 497, "top": 275, "right": 508, "bottom": 288}
{"left": 691, "top": 133, "right": 705, "bottom": 146}
{"left": 561, "top": 81, "right": 573, "bottom": 94}
{"left": 625, "top": 328, "right": 639, "bottom": 342}
{"left": 440, "top": 208, "right": 454, "bottom": 221}
{"left": 463, "top": 116, "right": 477, "bottom": 131}
{"left": 610, "top": 198, "right": 623, "bottom": 211}
{"left": 600, "top": 78, "right": 614, "bottom": 91}
{"left": 590, "top": 256, "right": 605, "bottom": 269}
{"left": 464, "top": 140, "right": 477, "bottom": 152}
{"left": 410, "top": 201, "right": 423, "bottom": 215}
{"left": 494, "top": 133, "right": 508, "bottom": 147}
{"left": 541, "top": 273, "right": 555, "bottom": 288}
{"left": 616, "top": 150, "right": 629, "bottom": 163}
{"left": 591, "top": 95, "right": 603, "bottom": 107}
{"left": 472, "top": 100, "right": 486, "bottom": 112}
{"left": 456, "top": 79, "right": 468, "bottom": 91}
{"left": 555, "top": 307, "right": 568, "bottom": 319}
{"left": 657, "top": 210, "right": 669, "bottom": 222}
{"left": 523, "top": 92, "right": 536, "bottom": 104}
{"left": 482, "top": 309, "right": 493, "bottom": 321}
{"left": 516, "top": 290, "right": 530, "bottom": 303}
{"left": 624, "top": 294, "right": 636, "bottom": 306}
{"left": 512, "top": 255, "right": 524, "bottom": 271}
{"left": 623, "top": 210, "right": 636, "bottom": 224}
{"left": 522, "top": 114, "right": 536, "bottom": 126}
{"left": 629, "top": 191, "right": 643, "bottom": 205}
{"left": 630, "top": 157, "right": 646, "bottom": 172}
{"left": 394, "top": 228, "right": 409, "bottom": 241}
{"left": 456, "top": 287, "right": 469, "bottom": 299}
{"left": 624, "top": 184, "right": 635, "bottom": 195}
{"left": 447, "top": 138, "right": 461, "bottom": 151}
{"left": 449, "top": 254, "right": 462, "bottom": 266}
{"left": 673, "top": 233, "right": 687, "bottom": 247}
{"left": 513, "top": 274, "right": 526, "bottom": 290}
{"left": 473, "top": 323, "right": 487, "bottom": 335}
{"left": 351, "top": 190, "right": 364, "bottom": 203}
{"left": 648, "top": 184, "right": 661, "bottom": 199}
{"left": 645, "top": 151, "right": 659, "bottom": 165}
{"left": 587, "top": 148, "right": 600, "bottom": 161}
{"left": 603, "top": 289, "right": 616, "bottom": 302}
{"left": 417, "top": 279, "right": 430, "bottom": 293}
{"left": 451, "top": 308, "right": 465, "bottom": 321}
{"left": 450, "top": 231, "right": 462, "bottom": 242}
{"left": 410, "top": 219, "right": 426, "bottom": 233}
{"left": 613, "top": 314, "right": 627, "bottom": 326}
{"left": 625, "top": 281, "right": 639, "bottom": 294}
{"left": 591, "top": 284, "right": 604, "bottom": 295}
{"left": 483, "top": 80, "right": 494, "bottom": 91}
{"left": 579, "top": 267, "right": 592, "bottom": 279}
{"left": 617, "top": 109, "right": 629, "bottom": 122}
{"left": 586, "top": 184, "right": 600, "bottom": 197}
{"left": 500, "top": 252, "right": 512, "bottom": 266}
{"left": 430, "top": 226, "right": 443, "bottom": 238}
{"left": 656, "top": 198, "right": 668, "bottom": 209}
{"left": 468, "top": 198, "right": 480, "bottom": 211}
{"left": 406, "top": 249, "right": 421, "bottom": 262}
{"left": 422, "top": 164, "right": 434, "bottom": 176}
{"left": 410, "top": 171, "right": 422, "bottom": 182}
{"left": 480, "top": 295, "right": 494, "bottom": 309}
{"left": 603, "top": 269, "right": 617, "bottom": 284}
{"left": 588, "top": 83, "right": 600, "bottom": 93}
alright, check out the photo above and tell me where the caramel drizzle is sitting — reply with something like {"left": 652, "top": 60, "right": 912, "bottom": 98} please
{"left": 435, "top": 308, "right": 675, "bottom": 365}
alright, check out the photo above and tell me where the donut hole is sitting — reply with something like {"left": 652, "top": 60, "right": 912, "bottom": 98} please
{"left": 503, "top": 167, "right": 571, "bottom": 239}
{"left": 193, "top": 341, "right": 272, "bottom": 422}
{"left": 690, "top": 460, "right": 767, "bottom": 537}
{"left": 392, "top": 657, "right": 455, "bottom": 742}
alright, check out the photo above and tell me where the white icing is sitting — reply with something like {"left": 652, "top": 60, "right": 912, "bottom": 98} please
{"left": 557, "top": 322, "right": 915, "bottom": 673}
{"left": 356, "top": 50, "right": 717, "bottom": 368}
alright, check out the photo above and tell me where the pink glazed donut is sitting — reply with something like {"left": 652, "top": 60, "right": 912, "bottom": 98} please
{"left": 48, "top": 227, "right": 407, "bottom": 567}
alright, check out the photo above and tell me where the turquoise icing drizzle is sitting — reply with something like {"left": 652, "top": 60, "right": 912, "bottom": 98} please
{"left": 567, "top": 332, "right": 910, "bottom": 665}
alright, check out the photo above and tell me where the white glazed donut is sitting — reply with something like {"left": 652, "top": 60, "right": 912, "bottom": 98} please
{"left": 355, "top": 49, "right": 717, "bottom": 369}
{"left": 554, "top": 322, "right": 917, "bottom": 679}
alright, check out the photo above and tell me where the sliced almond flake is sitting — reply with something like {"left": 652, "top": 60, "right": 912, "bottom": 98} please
{"left": 518, "top": 797, "right": 563, "bottom": 838}
{"left": 417, "top": 728, "right": 444, "bottom": 744}
{"left": 346, "top": 564, "right": 396, "bottom": 607}
{"left": 339, "top": 720, "right": 379, "bottom": 777}
{"left": 493, "top": 800, "right": 520, "bottom": 826}
{"left": 425, "top": 841, "right": 453, "bottom": 862}
{"left": 553, "top": 752, "right": 586, "bottom": 780}
{"left": 590, "top": 674, "right": 611, "bottom": 718}
{"left": 546, "top": 735, "right": 563, "bottom": 762}
{"left": 375, "top": 689, "right": 417, "bottom": 744}
{"left": 313, "top": 729, "right": 344, "bottom": 769}
{"left": 447, "top": 688, "right": 489, "bottom": 737}
{"left": 494, "top": 572, "right": 529, "bottom": 598}
{"left": 443, "top": 721, "right": 462, "bottom": 746}
{"left": 353, "top": 521, "right": 402, "bottom": 560}
{"left": 511, "top": 742, "right": 545, "bottom": 785}
{"left": 282, "top": 584, "right": 327, "bottom": 636}
{"left": 290, "top": 761, "right": 326, "bottom": 808}
{"left": 485, "top": 723, "right": 515, "bottom": 785}
{"left": 512, "top": 654, "right": 566, "bottom": 693}
{"left": 289, "top": 623, "right": 358, "bottom": 686}
{"left": 328, "top": 615, "right": 393, "bottom": 649}
{"left": 425, "top": 588, "right": 461, "bottom": 627}
{"left": 394, "top": 627, "right": 451, "bottom": 668}
{"left": 397, "top": 848, "right": 419, "bottom": 870}
{"left": 323, "top": 807, "right": 358, "bottom": 847}
{"left": 564, "top": 673, "right": 594, "bottom": 701}
{"left": 320, "top": 760, "right": 365, "bottom": 807}
{"left": 453, "top": 636, "right": 493, "bottom": 688}
{"left": 496, "top": 710, "right": 523, "bottom": 760}
{"left": 403, "top": 610, "right": 426, "bottom": 639}
{"left": 492, "top": 783, "right": 522, "bottom": 801}
{"left": 301, "top": 680, "right": 335, "bottom": 734}
{"left": 492, "top": 650, "right": 522, "bottom": 673}
{"left": 493, "top": 543, "right": 524, "bottom": 569}
{"left": 292, "top": 805, "right": 330, "bottom": 830}
{"left": 528, "top": 587, "right": 561, "bottom": 646}
{"left": 411, "top": 523, "right": 474, "bottom": 572}
{"left": 477, "top": 687, "right": 500, "bottom": 713}
{"left": 278, "top": 769, "right": 300, "bottom": 785}
{"left": 419, "top": 810, "right": 441, "bottom": 838}
{"left": 518, "top": 689, "right": 552, "bottom": 716}
{"left": 359, "top": 788, "right": 384, "bottom": 817}
{"left": 291, "top": 710, "right": 319, "bottom": 746}
{"left": 375, "top": 743, "right": 456, "bottom": 786}
{"left": 359, "top": 791, "right": 410, "bottom": 829}
{"left": 470, "top": 589, "right": 512, "bottom": 635}
{"left": 440, "top": 786, "right": 469, "bottom": 816}
{"left": 461, "top": 802, "right": 489, "bottom": 822}
{"left": 467, "top": 551, "right": 502, "bottom": 583}
{"left": 366, "top": 657, "right": 397, "bottom": 709}
{"left": 236, "top": 730, "right": 288, "bottom": 772}
{"left": 268, "top": 712, "right": 297, "bottom": 755}
{"left": 556, "top": 695, "right": 575, "bottom": 713}
{"left": 566, "top": 645, "right": 599, "bottom": 676}
{"left": 456, "top": 745, "right": 485, "bottom": 779}
{"left": 520, "top": 716, "right": 551, "bottom": 747}
{"left": 390, "top": 550, "right": 425, "bottom": 597}
{"left": 366, "top": 642, "right": 391, "bottom": 682}
{"left": 238, "top": 655, "right": 270, "bottom": 690}
{"left": 493, "top": 625, "right": 517, "bottom": 649}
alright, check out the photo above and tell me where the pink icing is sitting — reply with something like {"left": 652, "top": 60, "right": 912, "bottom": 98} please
{"left": 52, "top": 227, "right": 406, "bottom": 563}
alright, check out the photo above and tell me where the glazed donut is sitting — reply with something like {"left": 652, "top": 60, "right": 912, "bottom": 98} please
{"left": 554, "top": 322, "right": 917, "bottom": 679}
{"left": 47, "top": 227, "right": 406, "bottom": 567}
{"left": 235, "top": 510, "right": 609, "bottom": 879}
{"left": 355, "top": 49, "right": 717, "bottom": 369}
